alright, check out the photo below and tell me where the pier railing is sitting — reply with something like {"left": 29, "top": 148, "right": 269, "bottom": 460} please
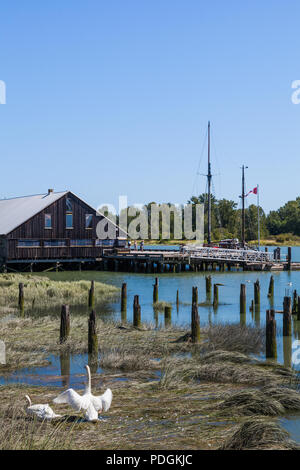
{"left": 186, "top": 247, "right": 274, "bottom": 263}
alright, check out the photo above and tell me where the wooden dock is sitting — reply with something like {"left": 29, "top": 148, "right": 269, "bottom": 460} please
{"left": 98, "top": 247, "right": 298, "bottom": 273}
{"left": 2, "top": 247, "right": 299, "bottom": 273}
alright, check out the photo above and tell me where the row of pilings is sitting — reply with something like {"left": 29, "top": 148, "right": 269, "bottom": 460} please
{"left": 101, "top": 258, "right": 251, "bottom": 273}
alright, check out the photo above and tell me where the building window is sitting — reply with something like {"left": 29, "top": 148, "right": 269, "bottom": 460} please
{"left": 18, "top": 240, "right": 40, "bottom": 247}
{"left": 70, "top": 239, "right": 93, "bottom": 247}
{"left": 85, "top": 214, "right": 93, "bottom": 229}
{"left": 95, "top": 239, "right": 115, "bottom": 247}
{"left": 66, "top": 213, "right": 73, "bottom": 229}
{"left": 45, "top": 214, "right": 52, "bottom": 229}
{"left": 44, "top": 240, "right": 66, "bottom": 247}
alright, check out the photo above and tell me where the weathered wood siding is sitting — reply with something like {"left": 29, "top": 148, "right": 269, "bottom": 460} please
{"left": 5, "top": 192, "right": 122, "bottom": 261}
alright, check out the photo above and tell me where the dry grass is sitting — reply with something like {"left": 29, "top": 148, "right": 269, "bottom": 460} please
{"left": 220, "top": 417, "right": 299, "bottom": 450}
{"left": 0, "top": 273, "right": 119, "bottom": 311}
{"left": 0, "top": 286, "right": 298, "bottom": 451}
{"left": 204, "top": 323, "right": 264, "bottom": 354}
{"left": 153, "top": 301, "right": 172, "bottom": 312}
{"left": 218, "top": 389, "right": 285, "bottom": 416}
{"left": 217, "top": 385, "right": 300, "bottom": 419}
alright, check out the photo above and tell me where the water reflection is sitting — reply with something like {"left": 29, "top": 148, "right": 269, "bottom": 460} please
{"left": 59, "top": 349, "right": 70, "bottom": 388}
{"left": 283, "top": 335, "right": 292, "bottom": 369}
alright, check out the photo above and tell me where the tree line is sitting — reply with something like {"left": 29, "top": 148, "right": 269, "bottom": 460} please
{"left": 106, "top": 194, "right": 300, "bottom": 242}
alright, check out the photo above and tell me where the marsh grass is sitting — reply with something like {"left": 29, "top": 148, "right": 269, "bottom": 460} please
{"left": 204, "top": 323, "right": 264, "bottom": 354}
{"left": 153, "top": 301, "right": 172, "bottom": 312}
{"left": 0, "top": 273, "right": 119, "bottom": 311}
{"left": 0, "top": 402, "right": 76, "bottom": 450}
{"left": 0, "top": 299, "right": 298, "bottom": 450}
{"left": 217, "top": 385, "right": 300, "bottom": 418}
{"left": 220, "top": 417, "right": 299, "bottom": 450}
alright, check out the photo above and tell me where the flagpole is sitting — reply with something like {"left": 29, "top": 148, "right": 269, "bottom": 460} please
{"left": 257, "top": 184, "right": 260, "bottom": 250}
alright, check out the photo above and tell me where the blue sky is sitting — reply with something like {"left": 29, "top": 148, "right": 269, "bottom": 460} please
{"left": 0, "top": 0, "right": 299, "bottom": 214}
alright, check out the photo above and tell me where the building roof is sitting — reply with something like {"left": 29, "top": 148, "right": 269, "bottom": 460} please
{"left": 0, "top": 191, "right": 68, "bottom": 235}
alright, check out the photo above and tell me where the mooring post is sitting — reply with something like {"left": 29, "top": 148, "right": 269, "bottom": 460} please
{"left": 60, "top": 304, "right": 70, "bottom": 344}
{"left": 205, "top": 275, "right": 212, "bottom": 299}
{"left": 18, "top": 282, "right": 24, "bottom": 315}
{"left": 133, "top": 295, "right": 141, "bottom": 328}
{"left": 240, "top": 284, "right": 246, "bottom": 314}
{"left": 164, "top": 305, "right": 172, "bottom": 328}
{"left": 121, "top": 283, "right": 127, "bottom": 313}
{"left": 250, "top": 299, "right": 254, "bottom": 313}
{"left": 297, "top": 296, "right": 300, "bottom": 321}
{"left": 213, "top": 284, "right": 219, "bottom": 308}
{"left": 283, "top": 296, "right": 292, "bottom": 336}
{"left": 192, "top": 286, "right": 198, "bottom": 305}
{"left": 88, "top": 310, "right": 98, "bottom": 356}
{"left": 191, "top": 301, "right": 200, "bottom": 343}
{"left": 176, "top": 289, "right": 179, "bottom": 309}
{"left": 254, "top": 279, "right": 260, "bottom": 310}
{"left": 287, "top": 247, "right": 292, "bottom": 270}
{"left": 88, "top": 280, "right": 95, "bottom": 308}
{"left": 153, "top": 278, "right": 159, "bottom": 303}
{"left": 292, "top": 290, "right": 298, "bottom": 314}
{"left": 268, "top": 276, "right": 274, "bottom": 298}
{"left": 266, "top": 309, "right": 277, "bottom": 359}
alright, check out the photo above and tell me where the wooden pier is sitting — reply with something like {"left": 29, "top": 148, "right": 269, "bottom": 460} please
{"left": 2, "top": 246, "right": 299, "bottom": 273}
{"left": 97, "top": 247, "right": 299, "bottom": 273}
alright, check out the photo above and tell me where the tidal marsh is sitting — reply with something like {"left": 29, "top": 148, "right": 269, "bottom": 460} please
{"left": 1, "top": 273, "right": 300, "bottom": 450}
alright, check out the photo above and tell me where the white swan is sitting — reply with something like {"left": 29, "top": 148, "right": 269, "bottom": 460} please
{"left": 53, "top": 365, "right": 112, "bottom": 422}
{"left": 25, "top": 395, "right": 61, "bottom": 421}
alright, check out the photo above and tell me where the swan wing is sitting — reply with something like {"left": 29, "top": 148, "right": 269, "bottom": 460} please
{"left": 91, "top": 388, "right": 112, "bottom": 412}
{"left": 53, "top": 389, "right": 87, "bottom": 411}
{"left": 26, "top": 404, "right": 61, "bottom": 420}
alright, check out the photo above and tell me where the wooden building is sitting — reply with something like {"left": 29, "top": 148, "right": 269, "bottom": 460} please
{"left": 0, "top": 189, "right": 126, "bottom": 270}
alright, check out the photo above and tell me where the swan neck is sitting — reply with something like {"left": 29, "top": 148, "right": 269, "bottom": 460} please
{"left": 25, "top": 395, "right": 32, "bottom": 406}
{"left": 85, "top": 365, "right": 91, "bottom": 393}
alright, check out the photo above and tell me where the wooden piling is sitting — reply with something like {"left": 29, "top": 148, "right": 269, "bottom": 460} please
{"left": 240, "top": 284, "right": 246, "bottom": 314}
{"left": 121, "top": 283, "right": 127, "bottom": 312}
{"left": 192, "top": 286, "right": 198, "bottom": 305}
{"left": 292, "top": 290, "right": 298, "bottom": 314}
{"left": 88, "top": 280, "right": 95, "bottom": 308}
{"left": 153, "top": 278, "right": 159, "bottom": 303}
{"left": 213, "top": 284, "right": 219, "bottom": 308}
{"left": 283, "top": 296, "right": 292, "bottom": 336}
{"left": 133, "top": 295, "right": 141, "bottom": 328}
{"left": 164, "top": 305, "right": 172, "bottom": 328}
{"left": 268, "top": 276, "right": 274, "bottom": 298}
{"left": 18, "top": 282, "right": 24, "bottom": 315}
{"left": 254, "top": 279, "right": 260, "bottom": 309}
{"left": 297, "top": 296, "right": 300, "bottom": 321}
{"left": 176, "top": 289, "right": 179, "bottom": 309}
{"left": 88, "top": 310, "right": 98, "bottom": 355}
{"left": 60, "top": 305, "right": 70, "bottom": 344}
{"left": 191, "top": 301, "right": 200, "bottom": 343}
{"left": 205, "top": 275, "right": 212, "bottom": 299}
{"left": 266, "top": 309, "right": 277, "bottom": 359}
{"left": 287, "top": 247, "right": 292, "bottom": 270}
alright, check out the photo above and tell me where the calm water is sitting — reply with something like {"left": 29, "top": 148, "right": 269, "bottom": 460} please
{"left": 39, "top": 264, "right": 300, "bottom": 369}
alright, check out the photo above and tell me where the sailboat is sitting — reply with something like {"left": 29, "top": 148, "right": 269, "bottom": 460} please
{"left": 195, "top": 122, "right": 260, "bottom": 251}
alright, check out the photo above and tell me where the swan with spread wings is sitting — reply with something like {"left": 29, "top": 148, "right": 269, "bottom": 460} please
{"left": 53, "top": 365, "right": 112, "bottom": 422}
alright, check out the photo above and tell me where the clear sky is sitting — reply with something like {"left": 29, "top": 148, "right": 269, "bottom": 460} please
{"left": 0, "top": 0, "right": 299, "bottom": 214}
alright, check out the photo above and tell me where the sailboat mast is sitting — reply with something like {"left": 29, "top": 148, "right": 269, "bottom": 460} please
{"left": 242, "top": 165, "right": 246, "bottom": 247}
{"left": 207, "top": 121, "right": 212, "bottom": 245}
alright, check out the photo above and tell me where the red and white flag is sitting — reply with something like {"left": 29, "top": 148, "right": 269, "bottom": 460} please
{"left": 246, "top": 186, "right": 258, "bottom": 197}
